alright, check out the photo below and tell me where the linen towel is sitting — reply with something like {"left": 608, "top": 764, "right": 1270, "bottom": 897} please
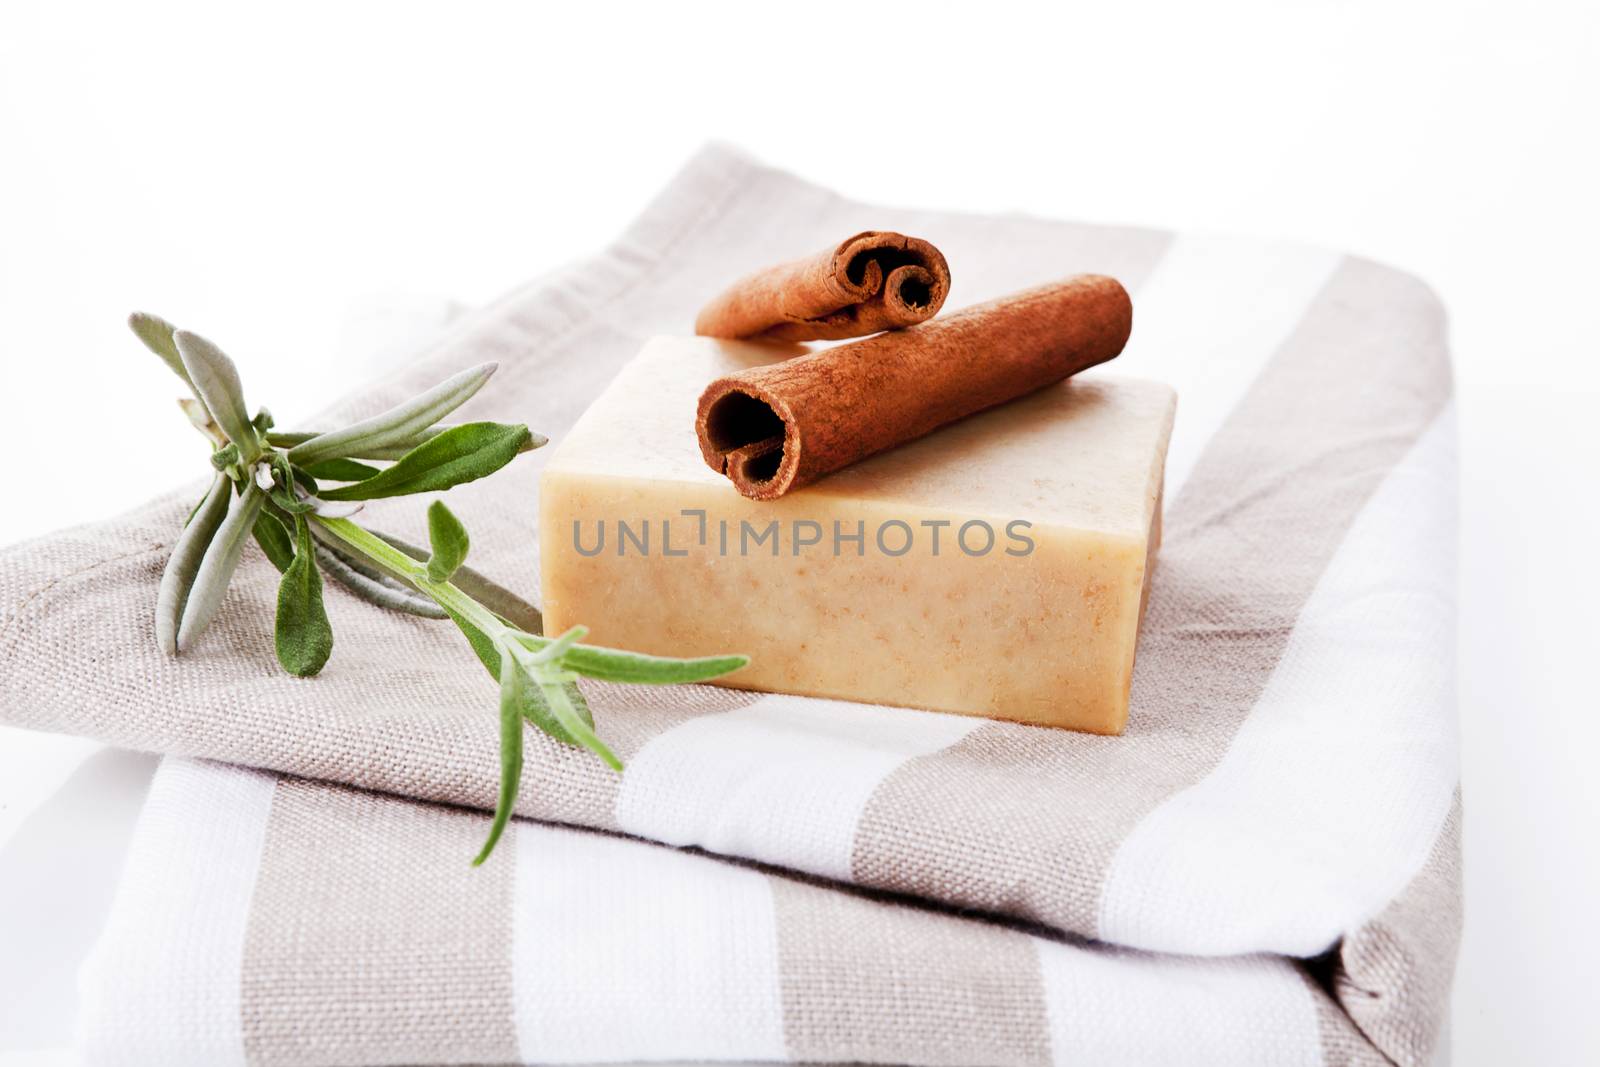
{"left": 0, "top": 144, "right": 1459, "bottom": 1065}
{"left": 79, "top": 756, "right": 1386, "bottom": 1066}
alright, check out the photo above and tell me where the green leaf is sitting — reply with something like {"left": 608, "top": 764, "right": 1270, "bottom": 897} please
{"left": 173, "top": 330, "right": 258, "bottom": 460}
{"left": 274, "top": 515, "right": 334, "bottom": 676}
{"left": 174, "top": 484, "right": 266, "bottom": 652}
{"left": 128, "top": 312, "right": 197, "bottom": 394}
{"left": 513, "top": 633, "right": 749, "bottom": 686}
{"left": 156, "top": 473, "right": 232, "bottom": 654}
{"left": 425, "top": 500, "right": 470, "bottom": 582}
{"left": 473, "top": 644, "right": 527, "bottom": 866}
{"left": 269, "top": 423, "right": 547, "bottom": 462}
{"left": 287, "top": 459, "right": 318, "bottom": 495}
{"left": 317, "top": 422, "right": 532, "bottom": 501}
{"left": 368, "top": 528, "right": 542, "bottom": 633}
{"left": 253, "top": 509, "right": 295, "bottom": 573}
{"left": 313, "top": 543, "right": 446, "bottom": 617}
{"left": 437, "top": 604, "right": 579, "bottom": 746}
{"left": 531, "top": 665, "right": 622, "bottom": 771}
{"left": 564, "top": 679, "right": 596, "bottom": 729}
{"left": 210, "top": 442, "right": 240, "bottom": 472}
{"left": 302, "top": 458, "right": 381, "bottom": 483}
{"left": 286, "top": 363, "right": 499, "bottom": 466}
{"left": 268, "top": 486, "right": 315, "bottom": 515}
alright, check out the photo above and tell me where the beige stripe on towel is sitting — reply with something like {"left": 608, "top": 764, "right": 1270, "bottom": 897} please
{"left": 770, "top": 876, "right": 1054, "bottom": 1066}
{"left": 241, "top": 777, "right": 521, "bottom": 1067}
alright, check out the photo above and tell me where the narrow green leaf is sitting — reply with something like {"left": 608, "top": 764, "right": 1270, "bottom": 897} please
{"left": 425, "top": 500, "right": 470, "bottom": 582}
{"left": 532, "top": 667, "right": 623, "bottom": 771}
{"left": 210, "top": 443, "right": 240, "bottom": 473}
{"left": 562, "top": 676, "right": 596, "bottom": 729}
{"left": 314, "top": 544, "right": 447, "bottom": 618}
{"left": 173, "top": 330, "right": 258, "bottom": 459}
{"left": 253, "top": 509, "right": 295, "bottom": 573}
{"left": 270, "top": 492, "right": 315, "bottom": 515}
{"left": 129, "top": 312, "right": 197, "bottom": 394}
{"left": 473, "top": 645, "right": 527, "bottom": 866}
{"left": 369, "top": 529, "right": 542, "bottom": 633}
{"left": 513, "top": 633, "right": 749, "bottom": 686}
{"left": 156, "top": 473, "right": 232, "bottom": 654}
{"left": 269, "top": 488, "right": 315, "bottom": 515}
{"left": 287, "top": 458, "right": 318, "bottom": 495}
{"left": 175, "top": 484, "right": 266, "bottom": 651}
{"left": 302, "top": 457, "right": 381, "bottom": 483}
{"left": 318, "top": 423, "right": 533, "bottom": 501}
{"left": 269, "top": 423, "right": 546, "bottom": 462}
{"left": 437, "top": 604, "right": 579, "bottom": 746}
{"left": 274, "top": 515, "right": 334, "bottom": 676}
{"left": 286, "top": 363, "right": 499, "bottom": 466}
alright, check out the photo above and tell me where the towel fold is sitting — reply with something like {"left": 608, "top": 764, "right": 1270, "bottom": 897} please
{"left": 0, "top": 144, "right": 1459, "bottom": 1066}
{"left": 81, "top": 757, "right": 1385, "bottom": 1067}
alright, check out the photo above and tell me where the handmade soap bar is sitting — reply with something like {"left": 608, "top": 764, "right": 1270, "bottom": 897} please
{"left": 539, "top": 337, "right": 1175, "bottom": 734}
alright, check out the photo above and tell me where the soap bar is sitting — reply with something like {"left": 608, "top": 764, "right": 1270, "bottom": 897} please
{"left": 539, "top": 337, "right": 1175, "bottom": 734}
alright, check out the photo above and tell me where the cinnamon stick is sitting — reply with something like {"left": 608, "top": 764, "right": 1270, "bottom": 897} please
{"left": 696, "top": 275, "right": 1133, "bottom": 500}
{"left": 693, "top": 231, "right": 951, "bottom": 342}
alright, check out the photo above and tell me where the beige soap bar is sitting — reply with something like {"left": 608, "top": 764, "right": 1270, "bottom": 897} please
{"left": 539, "top": 337, "right": 1175, "bottom": 734}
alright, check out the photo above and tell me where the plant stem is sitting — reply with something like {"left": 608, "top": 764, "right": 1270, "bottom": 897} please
{"left": 311, "top": 514, "right": 621, "bottom": 770}
{"left": 313, "top": 514, "right": 507, "bottom": 631}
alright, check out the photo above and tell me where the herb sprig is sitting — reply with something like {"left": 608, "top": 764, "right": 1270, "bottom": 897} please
{"left": 131, "top": 312, "right": 749, "bottom": 863}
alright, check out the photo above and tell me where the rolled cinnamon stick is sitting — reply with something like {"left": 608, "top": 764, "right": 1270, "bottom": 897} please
{"left": 693, "top": 231, "right": 951, "bottom": 342}
{"left": 696, "top": 275, "right": 1133, "bottom": 500}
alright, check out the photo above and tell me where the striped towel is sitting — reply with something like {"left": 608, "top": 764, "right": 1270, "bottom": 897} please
{"left": 0, "top": 144, "right": 1459, "bottom": 1066}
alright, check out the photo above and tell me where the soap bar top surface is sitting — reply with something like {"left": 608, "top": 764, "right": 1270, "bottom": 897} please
{"left": 549, "top": 336, "right": 1174, "bottom": 541}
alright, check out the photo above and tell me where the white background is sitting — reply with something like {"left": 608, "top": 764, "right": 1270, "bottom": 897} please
{"left": 2, "top": 1, "right": 1597, "bottom": 1063}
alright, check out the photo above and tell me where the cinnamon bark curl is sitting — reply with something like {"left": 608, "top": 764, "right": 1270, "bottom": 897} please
{"left": 696, "top": 274, "right": 1134, "bottom": 500}
{"left": 693, "top": 231, "right": 950, "bottom": 343}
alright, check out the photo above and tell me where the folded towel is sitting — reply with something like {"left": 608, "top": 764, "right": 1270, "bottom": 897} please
{"left": 0, "top": 144, "right": 1459, "bottom": 1065}
{"left": 80, "top": 757, "right": 1385, "bottom": 1066}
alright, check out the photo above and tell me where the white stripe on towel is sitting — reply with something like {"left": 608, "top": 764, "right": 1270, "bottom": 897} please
{"left": 75, "top": 759, "right": 276, "bottom": 1067}
{"left": 1110, "top": 234, "right": 1342, "bottom": 502}
{"left": 511, "top": 820, "right": 787, "bottom": 1063}
{"left": 614, "top": 695, "right": 982, "bottom": 881}
{"left": 1039, "top": 941, "right": 1324, "bottom": 1066}
{"left": 1098, "top": 404, "right": 1459, "bottom": 956}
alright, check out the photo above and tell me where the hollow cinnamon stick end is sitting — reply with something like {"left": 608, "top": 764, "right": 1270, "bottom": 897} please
{"left": 831, "top": 231, "right": 951, "bottom": 330}
{"left": 696, "top": 378, "right": 801, "bottom": 500}
{"left": 694, "top": 230, "right": 952, "bottom": 343}
{"left": 885, "top": 238, "right": 951, "bottom": 323}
